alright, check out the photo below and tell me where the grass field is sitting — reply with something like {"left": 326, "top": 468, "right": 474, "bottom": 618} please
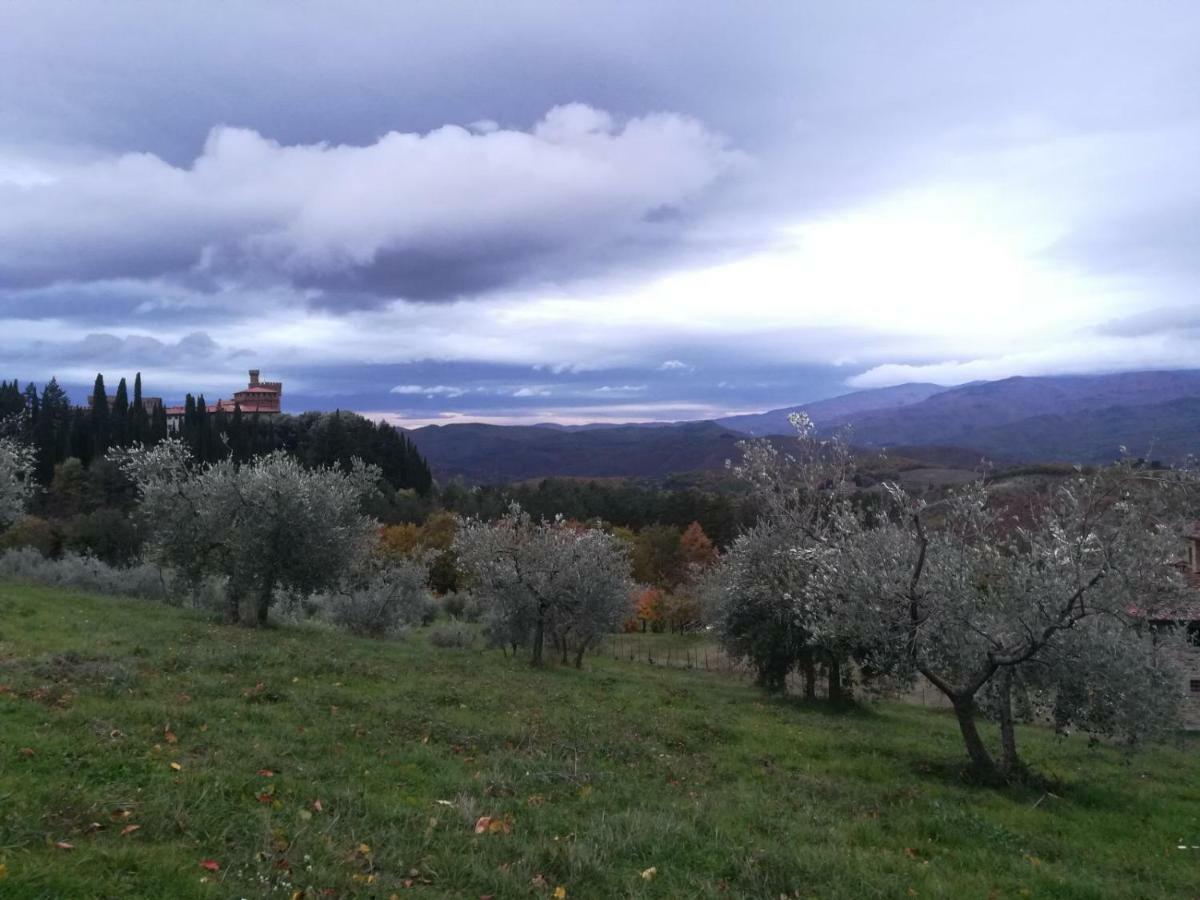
{"left": 1, "top": 581, "right": 1199, "bottom": 899}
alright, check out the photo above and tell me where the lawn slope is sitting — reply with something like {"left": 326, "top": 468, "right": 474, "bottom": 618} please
{"left": 1, "top": 582, "right": 1198, "bottom": 898}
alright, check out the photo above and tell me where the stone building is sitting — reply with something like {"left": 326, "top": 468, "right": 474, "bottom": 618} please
{"left": 165, "top": 369, "right": 282, "bottom": 433}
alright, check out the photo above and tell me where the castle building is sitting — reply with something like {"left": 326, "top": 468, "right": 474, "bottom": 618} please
{"left": 165, "top": 369, "right": 282, "bottom": 433}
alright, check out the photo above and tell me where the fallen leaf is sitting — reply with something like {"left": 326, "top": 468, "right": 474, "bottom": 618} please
{"left": 55, "top": 841, "right": 74, "bottom": 851}
{"left": 553, "top": 887, "right": 567, "bottom": 899}
{"left": 169, "top": 762, "right": 182, "bottom": 772}
{"left": 357, "top": 842, "right": 372, "bottom": 856}
{"left": 641, "top": 866, "right": 658, "bottom": 880}
{"left": 258, "top": 769, "right": 275, "bottom": 777}
{"left": 120, "top": 824, "right": 141, "bottom": 836}
{"left": 474, "top": 816, "right": 492, "bottom": 834}
{"left": 164, "top": 725, "right": 178, "bottom": 745}
{"left": 84, "top": 822, "right": 104, "bottom": 834}
{"left": 311, "top": 799, "right": 323, "bottom": 813}
{"left": 256, "top": 792, "right": 274, "bottom": 804}
{"left": 111, "top": 808, "right": 133, "bottom": 821}
{"left": 199, "top": 859, "right": 220, "bottom": 872}
{"left": 18, "top": 747, "right": 34, "bottom": 758}
{"left": 0, "top": 862, "right": 8, "bottom": 880}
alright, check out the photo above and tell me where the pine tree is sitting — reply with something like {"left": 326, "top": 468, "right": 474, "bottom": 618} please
{"left": 34, "top": 378, "right": 71, "bottom": 483}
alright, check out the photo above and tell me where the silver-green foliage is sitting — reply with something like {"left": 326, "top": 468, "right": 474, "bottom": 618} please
{"left": 454, "top": 504, "right": 633, "bottom": 667}
{"left": 0, "top": 437, "right": 35, "bottom": 528}
{"left": 0, "top": 546, "right": 170, "bottom": 600}
{"left": 119, "top": 440, "right": 380, "bottom": 625}
{"left": 811, "top": 463, "right": 1192, "bottom": 778}
{"left": 322, "top": 554, "right": 434, "bottom": 638}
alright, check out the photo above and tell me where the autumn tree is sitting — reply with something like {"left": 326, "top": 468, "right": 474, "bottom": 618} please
{"left": 679, "top": 521, "right": 717, "bottom": 570}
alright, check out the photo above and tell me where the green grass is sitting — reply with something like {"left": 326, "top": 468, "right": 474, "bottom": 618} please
{"left": 1, "top": 581, "right": 1199, "bottom": 899}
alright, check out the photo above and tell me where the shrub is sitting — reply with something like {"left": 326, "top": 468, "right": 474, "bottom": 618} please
{"left": 0, "top": 515, "right": 61, "bottom": 557}
{"left": 428, "top": 620, "right": 476, "bottom": 649}
{"left": 62, "top": 508, "right": 142, "bottom": 565}
{"left": 0, "top": 547, "right": 170, "bottom": 601}
{"left": 324, "top": 558, "right": 432, "bottom": 638}
{"left": 441, "top": 591, "right": 467, "bottom": 618}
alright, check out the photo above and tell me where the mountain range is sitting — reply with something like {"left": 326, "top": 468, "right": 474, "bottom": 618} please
{"left": 404, "top": 370, "right": 1200, "bottom": 483}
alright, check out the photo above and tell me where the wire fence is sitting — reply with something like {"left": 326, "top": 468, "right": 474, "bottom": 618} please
{"left": 596, "top": 632, "right": 954, "bottom": 707}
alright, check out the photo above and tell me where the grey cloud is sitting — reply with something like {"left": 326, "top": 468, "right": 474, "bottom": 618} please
{"left": 13, "top": 331, "right": 240, "bottom": 367}
{"left": 0, "top": 107, "right": 739, "bottom": 304}
{"left": 1094, "top": 306, "right": 1200, "bottom": 338}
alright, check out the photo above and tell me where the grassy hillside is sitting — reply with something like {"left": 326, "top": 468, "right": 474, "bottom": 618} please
{"left": 1, "top": 583, "right": 1198, "bottom": 898}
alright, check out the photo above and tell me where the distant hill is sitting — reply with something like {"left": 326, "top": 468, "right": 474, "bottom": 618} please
{"left": 715, "top": 382, "right": 947, "bottom": 435}
{"left": 404, "top": 420, "right": 749, "bottom": 483}
{"left": 827, "top": 371, "right": 1200, "bottom": 462}
{"left": 404, "top": 370, "right": 1200, "bottom": 483}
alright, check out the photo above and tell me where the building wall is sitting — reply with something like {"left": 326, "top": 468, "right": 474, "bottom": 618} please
{"left": 1179, "top": 643, "right": 1200, "bottom": 730}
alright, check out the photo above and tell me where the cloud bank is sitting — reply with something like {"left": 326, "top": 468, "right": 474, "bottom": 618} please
{"left": 0, "top": 105, "right": 738, "bottom": 305}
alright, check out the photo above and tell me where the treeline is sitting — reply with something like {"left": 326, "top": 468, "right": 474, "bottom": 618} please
{"left": 437, "top": 477, "right": 758, "bottom": 546}
{"left": 0, "top": 375, "right": 432, "bottom": 495}
{"left": 1, "top": 375, "right": 168, "bottom": 483}
{"left": 174, "top": 401, "right": 432, "bottom": 494}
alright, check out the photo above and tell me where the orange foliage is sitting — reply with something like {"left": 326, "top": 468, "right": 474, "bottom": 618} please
{"left": 679, "top": 521, "right": 717, "bottom": 570}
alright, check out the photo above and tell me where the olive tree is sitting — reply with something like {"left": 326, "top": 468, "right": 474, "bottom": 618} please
{"left": 715, "top": 413, "right": 870, "bottom": 698}
{"left": 0, "top": 436, "right": 35, "bottom": 529}
{"left": 816, "top": 465, "right": 1190, "bottom": 780}
{"left": 120, "top": 440, "right": 380, "bottom": 625}
{"left": 454, "top": 505, "right": 633, "bottom": 667}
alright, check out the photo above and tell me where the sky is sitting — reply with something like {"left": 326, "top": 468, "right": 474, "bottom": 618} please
{"left": 1, "top": 1, "right": 1198, "bottom": 425}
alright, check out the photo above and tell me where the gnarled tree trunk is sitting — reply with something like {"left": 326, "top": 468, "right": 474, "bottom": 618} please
{"left": 951, "top": 696, "right": 1001, "bottom": 781}
{"left": 801, "top": 653, "right": 816, "bottom": 700}
{"left": 531, "top": 601, "right": 547, "bottom": 667}
{"left": 827, "top": 655, "right": 843, "bottom": 703}
{"left": 996, "top": 667, "right": 1021, "bottom": 777}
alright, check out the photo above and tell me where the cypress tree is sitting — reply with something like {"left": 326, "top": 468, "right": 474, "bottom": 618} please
{"left": 90, "top": 373, "right": 110, "bottom": 457}
{"left": 150, "top": 401, "right": 168, "bottom": 445}
{"left": 230, "top": 403, "right": 246, "bottom": 462}
{"left": 112, "top": 377, "right": 130, "bottom": 448}
{"left": 131, "top": 372, "right": 146, "bottom": 445}
{"left": 195, "top": 394, "right": 210, "bottom": 462}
